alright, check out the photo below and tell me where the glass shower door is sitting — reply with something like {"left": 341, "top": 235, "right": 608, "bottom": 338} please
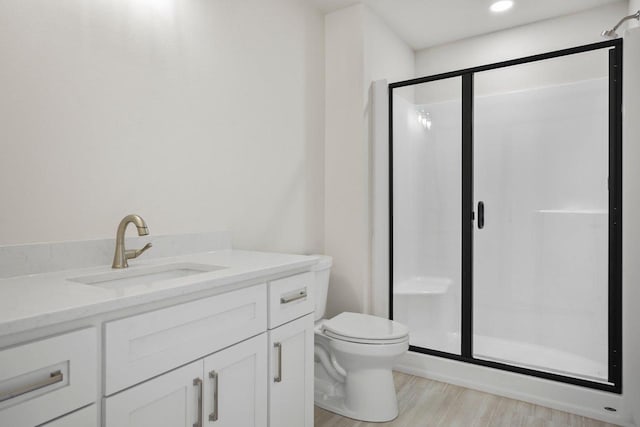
{"left": 472, "top": 50, "right": 610, "bottom": 382}
{"left": 391, "top": 77, "right": 462, "bottom": 354}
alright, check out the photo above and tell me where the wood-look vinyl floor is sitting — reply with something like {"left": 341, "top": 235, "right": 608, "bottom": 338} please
{"left": 314, "top": 372, "right": 619, "bottom": 427}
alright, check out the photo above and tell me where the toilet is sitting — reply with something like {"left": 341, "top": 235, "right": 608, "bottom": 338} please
{"left": 312, "top": 256, "right": 409, "bottom": 422}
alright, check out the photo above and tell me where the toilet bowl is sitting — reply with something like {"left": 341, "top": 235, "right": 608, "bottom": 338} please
{"left": 311, "top": 256, "right": 409, "bottom": 422}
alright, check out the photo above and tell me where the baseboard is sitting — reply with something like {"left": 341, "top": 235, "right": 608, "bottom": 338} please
{"left": 395, "top": 351, "right": 634, "bottom": 427}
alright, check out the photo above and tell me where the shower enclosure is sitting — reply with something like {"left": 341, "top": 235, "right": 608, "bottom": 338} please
{"left": 389, "top": 40, "right": 622, "bottom": 392}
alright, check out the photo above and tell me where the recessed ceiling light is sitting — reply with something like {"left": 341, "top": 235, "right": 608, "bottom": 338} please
{"left": 490, "top": 0, "right": 514, "bottom": 13}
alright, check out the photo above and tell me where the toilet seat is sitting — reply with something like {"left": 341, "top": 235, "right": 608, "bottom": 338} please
{"left": 322, "top": 312, "right": 409, "bottom": 345}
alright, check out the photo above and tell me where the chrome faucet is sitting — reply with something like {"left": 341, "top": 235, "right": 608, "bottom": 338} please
{"left": 112, "top": 214, "right": 152, "bottom": 269}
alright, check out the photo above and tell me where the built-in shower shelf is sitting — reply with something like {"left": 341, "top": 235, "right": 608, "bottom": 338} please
{"left": 394, "top": 276, "right": 452, "bottom": 296}
{"left": 536, "top": 209, "right": 607, "bottom": 215}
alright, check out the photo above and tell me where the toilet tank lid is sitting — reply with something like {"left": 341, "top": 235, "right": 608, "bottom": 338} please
{"left": 310, "top": 254, "right": 332, "bottom": 271}
{"left": 323, "top": 312, "right": 409, "bottom": 341}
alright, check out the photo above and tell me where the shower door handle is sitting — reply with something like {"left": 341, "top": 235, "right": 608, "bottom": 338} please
{"left": 477, "top": 201, "right": 485, "bottom": 229}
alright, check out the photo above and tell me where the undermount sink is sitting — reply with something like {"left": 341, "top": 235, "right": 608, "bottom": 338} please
{"left": 69, "top": 263, "right": 226, "bottom": 289}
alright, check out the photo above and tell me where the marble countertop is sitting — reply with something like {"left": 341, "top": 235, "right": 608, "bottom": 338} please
{"left": 0, "top": 250, "right": 317, "bottom": 337}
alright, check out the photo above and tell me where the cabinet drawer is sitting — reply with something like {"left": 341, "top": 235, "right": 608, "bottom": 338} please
{"left": 0, "top": 328, "right": 97, "bottom": 427}
{"left": 104, "top": 284, "right": 267, "bottom": 395}
{"left": 268, "top": 272, "right": 314, "bottom": 329}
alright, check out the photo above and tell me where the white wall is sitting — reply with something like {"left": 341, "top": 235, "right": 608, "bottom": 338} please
{"left": 363, "top": 9, "right": 415, "bottom": 86}
{"left": 324, "top": 4, "right": 413, "bottom": 318}
{"left": 0, "top": 0, "right": 325, "bottom": 254}
{"left": 623, "top": 26, "right": 640, "bottom": 427}
{"left": 324, "top": 5, "right": 367, "bottom": 317}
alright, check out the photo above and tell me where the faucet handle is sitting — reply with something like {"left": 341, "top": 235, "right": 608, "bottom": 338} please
{"left": 125, "top": 242, "right": 153, "bottom": 260}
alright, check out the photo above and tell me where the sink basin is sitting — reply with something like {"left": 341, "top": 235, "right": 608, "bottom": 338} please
{"left": 69, "top": 263, "right": 226, "bottom": 289}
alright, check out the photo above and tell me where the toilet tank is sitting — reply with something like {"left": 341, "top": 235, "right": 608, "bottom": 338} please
{"left": 311, "top": 255, "right": 332, "bottom": 321}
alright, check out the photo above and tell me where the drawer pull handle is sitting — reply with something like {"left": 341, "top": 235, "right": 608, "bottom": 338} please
{"left": 0, "top": 370, "right": 63, "bottom": 403}
{"left": 193, "top": 378, "right": 203, "bottom": 427}
{"left": 209, "top": 370, "right": 219, "bottom": 422}
{"left": 274, "top": 342, "right": 282, "bottom": 383}
{"left": 280, "top": 289, "right": 307, "bottom": 304}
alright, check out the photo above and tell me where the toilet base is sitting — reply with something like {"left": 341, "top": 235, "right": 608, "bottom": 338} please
{"left": 315, "top": 391, "right": 400, "bottom": 423}
{"left": 314, "top": 363, "right": 400, "bottom": 423}
{"left": 315, "top": 393, "right": 364, "bottom": 422}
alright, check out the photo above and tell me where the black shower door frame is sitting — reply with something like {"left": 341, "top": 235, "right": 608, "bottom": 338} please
{"left": 388, "top": 39, "right": 623, "bottom": 393}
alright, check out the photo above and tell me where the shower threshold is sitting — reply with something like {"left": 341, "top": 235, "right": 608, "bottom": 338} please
{"left": 409, "top": 331, "right": 608, "bottom": 383}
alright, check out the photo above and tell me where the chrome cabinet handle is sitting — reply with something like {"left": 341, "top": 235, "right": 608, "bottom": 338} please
{"left": 274, "top": 342, "right": 282, "bottom": 383}
{"left": 280, "top": 289, "right": 307, "bottom": 304}
{"left": 208, "top": 370, "right": 219, "bottom": 422}
{"left": 193, "top": 378, "right": 203, "bottom": 427}
{"left": 0, "top": 370, "right": 63, "bottom": 403}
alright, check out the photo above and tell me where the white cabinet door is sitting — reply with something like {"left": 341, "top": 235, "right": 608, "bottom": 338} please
{"left": 268, "top": 314, "right": 314, "bottom": 427}
{"left": 203, "top": 333, "right": 267, "bottom": 427}
{"left": 104, "top": 360, "right": 202, "bottom": 427}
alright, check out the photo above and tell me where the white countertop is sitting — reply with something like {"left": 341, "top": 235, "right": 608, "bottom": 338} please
{"left": 0, "top": 250, "right": 317, "bottom": 337}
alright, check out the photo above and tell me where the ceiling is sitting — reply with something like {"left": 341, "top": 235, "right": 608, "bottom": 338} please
{"left": 312, "top": 0, "right": 624, "bottom": 50}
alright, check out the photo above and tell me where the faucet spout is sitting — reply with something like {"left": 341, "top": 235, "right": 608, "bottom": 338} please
{"left": 112, "top": 214, "right": 152, "bottom": 269}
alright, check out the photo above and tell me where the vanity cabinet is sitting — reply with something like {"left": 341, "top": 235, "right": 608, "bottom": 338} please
{"left": 102, "top": 271, "right": 317, "bottom": 427}
{"left": 105, "top": 333, "right": 267, "bottom": 427}
{"left": 0, "top": 251, "right": 318, "bottom": 427}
